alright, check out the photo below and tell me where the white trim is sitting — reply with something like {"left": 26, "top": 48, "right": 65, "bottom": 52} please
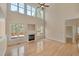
{"left": 46, "top": 37, "right": 65, "bottom": 43}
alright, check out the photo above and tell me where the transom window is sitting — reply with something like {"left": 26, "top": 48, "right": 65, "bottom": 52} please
{"left": 19, "top": 3, "right": 24, "bottom": 14}
{"left": 19, "top": 3, "right": 24, "bottom": 8}
{"left": 10, "top": 3, "right": 18, "bottom": 11}
{"left": 26, "top": 5, "right": 32, "bottom": 16}
{"left": 10, "top": 3, "right": 44, "bottom": 19}
{"left": 27, "top": 5, "right": 31, "bottom": 11}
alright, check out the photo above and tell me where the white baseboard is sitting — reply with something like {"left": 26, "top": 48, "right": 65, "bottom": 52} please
{"left": 46, "top": 37, "right": 65, "bottom": 43}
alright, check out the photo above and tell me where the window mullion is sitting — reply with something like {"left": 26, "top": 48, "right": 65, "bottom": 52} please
{"left": 24, "top": 3, "right": 27, "bottom": 14}
{"left": 31, "top": 6, "right": 32, "bottom": 16}
{"left": 10, "top": 3, "right": 39, "bottom": 18}
{"left": 8, "top": 3, "right": 11, "bottom": 11}
{"left": 17, "top": 3, "right": 19, "bottom": 13}
{"left": 36, "top": 7, "right": 38, "bottom": 17}
{"left": 24, "top": 4, "right": 25, "bottom": 14}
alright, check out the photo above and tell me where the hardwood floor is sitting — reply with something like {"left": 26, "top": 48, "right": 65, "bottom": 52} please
{"left": 6, "top": 39, "right": 79, "bottom": 56}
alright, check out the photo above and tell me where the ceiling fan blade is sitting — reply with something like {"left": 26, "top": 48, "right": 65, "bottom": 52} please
{"left": 44, "top": 5, "right": 49, "bottom": 7}
{"left": 38, "top": 3, "right": 49, "bottom": 8}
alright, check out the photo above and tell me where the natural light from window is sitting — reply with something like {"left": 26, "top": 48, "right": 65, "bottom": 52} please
{"left": 32, "top": 7, "right": 36, "bottom": 16}
{"left": 10, "top": 3, "right": 44, "bottom": 19}
{"left": 10, "top": 3, "right": 18, "bottom": 11}
{"left": 26, "top": 5, "right": 31, "bottom": 16}
{"left": 19, "top": 3, "right": 24, "bottom": 14}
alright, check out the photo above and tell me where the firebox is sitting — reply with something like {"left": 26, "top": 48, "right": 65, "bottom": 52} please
{"left": 29, "top": 34, "right": 35, "bottom": 41}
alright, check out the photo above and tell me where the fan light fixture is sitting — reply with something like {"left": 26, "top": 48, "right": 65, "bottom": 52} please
{"left": 38, "top": 3, "right": 49, "bottom": 9}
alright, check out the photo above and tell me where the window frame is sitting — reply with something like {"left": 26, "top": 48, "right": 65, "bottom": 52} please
{"left": 9, "top": 3, "right": 44, "bottom": 19}
{"left": 32, "top": 7, "right": 36, "bottom": 16}
{"left": 26, "top": 5, "right": 32, "bottom": 16}
{"left": 10, "top": 3, "right": 18, "bottom": 12}
{"left": 18, "top": 3, "right": 25, "bottom": 14}
{"left": 36, "top": 8, "right": 44, "bottom": 19}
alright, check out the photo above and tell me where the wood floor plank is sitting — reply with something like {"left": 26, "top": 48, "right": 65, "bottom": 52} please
{"left": 6, "top": 39, "right": 79, "bottom": 56}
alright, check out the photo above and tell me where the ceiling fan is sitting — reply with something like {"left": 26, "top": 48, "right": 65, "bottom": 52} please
{"left": 38, "top": 3, "right": 49, "bottom": 9}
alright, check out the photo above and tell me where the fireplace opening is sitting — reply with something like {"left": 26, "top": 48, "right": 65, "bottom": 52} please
{"left": 29, "top": 34, "right": 35, "bottom": 41}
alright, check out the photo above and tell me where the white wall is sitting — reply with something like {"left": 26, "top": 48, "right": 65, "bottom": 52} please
{"left": 0, "top": 19, "right": 5, "bottom": 36}
{"left": 6, "top": 10, "right": 42, "bottom": 37}
{"left": 0, "top": 3, "right": 7, "bottom": 35}
{"left": 0, "top": 3, "right": 7, "bottom": 17}
{"left": 1, "top": 3, "right": 79, "bottom": 44}
{"left": 45, "top": 3, "right": 79, "bottom": 43}
{"left": 0, "top": 4, "right": 7, "bottom": 56}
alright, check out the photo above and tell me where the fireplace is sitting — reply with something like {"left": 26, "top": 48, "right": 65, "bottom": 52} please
{"left": 29, "top": 34, "right": 35, "bottom": 41}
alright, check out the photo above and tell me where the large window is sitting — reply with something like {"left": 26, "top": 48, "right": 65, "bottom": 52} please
{"left": 10, "top": 3, "right": 18, "bottom": 11}
{"left": 37, "top": 8, "right": 41, "bottom": 18}
{"left": 26, "top": 5, "right": 32, "bottom": 16}
{"left": 40, "top": 10, "right": 44, "bottom": 19}
{"left": 19, "top": 3, "right": 24, "bottom": 14}
{"left": 11, "top": 24, "right": 25, "bottom": 36}
{"left": 37, "top": 8, "right": 44, "bottom": 19}
{"left": 10, "top": 3, "right": 44, "bottom": 19}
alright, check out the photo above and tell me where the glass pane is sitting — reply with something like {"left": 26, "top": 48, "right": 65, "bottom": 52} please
{"left": 11, "top": 5, "right": 17, "bottom": 11}
{"left": 40, "top": 10, "right": 44, "bottom": 19}
{"left": 32, "top": 12, "right": 35, "bottom": 16}
{"left": 37, "top": 9, "right": 41, "bottom": 18}
{"left": 32, "top": 7, "right": 35, "bottom": 12}
{"left": 19, "top": 8, "right": 24, "bottom": 14}
{"left": 27, "top": 5, "right": 31, "bottom": 10}
{"left": 77, "top": 27, "right": 79, "bottom": 34}
{"left": 37, "top": 8, "right": 44, "bottom": 19}
{"left": 11, "top": 3, "right": 17, "bottom": 6}
{"left": 27, "top": 10, "right": 31, "bottom": 16}
{"left": 19, "top": 3, "right": 24, "bottom": 8}
{"left": 32, "top": 7, "right": 35, "bottom": 16}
